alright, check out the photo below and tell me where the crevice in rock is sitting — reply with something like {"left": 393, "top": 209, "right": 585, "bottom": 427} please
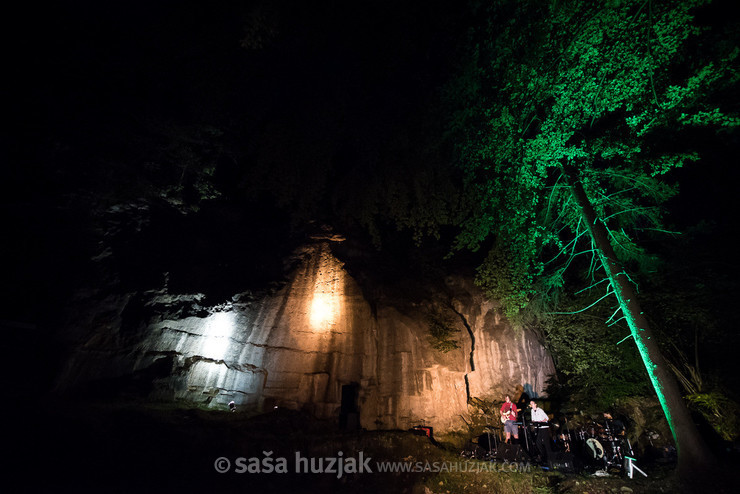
{"left": 464, "top": 374, "right": 471, "bottom": 404}
{"left": 144, "top": 351, "right": 268, "bottom": 375}
{"left": 450, "top": 305, "right": 475, "bottom": 403}
{"left": 450, "top": 306, "right": 475, "bottom": 372}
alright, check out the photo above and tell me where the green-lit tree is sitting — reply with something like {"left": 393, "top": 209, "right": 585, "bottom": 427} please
{"left": 446, "top": 0, "right": 738, "bottom": 475}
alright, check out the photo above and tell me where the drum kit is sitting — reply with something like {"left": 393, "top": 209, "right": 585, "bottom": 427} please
{"left": 554, "top": 419, "right": 634, "bottom": 472}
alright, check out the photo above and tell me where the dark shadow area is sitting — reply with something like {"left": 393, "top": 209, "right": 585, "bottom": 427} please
{"left": 9, "top": 399, "right": 738, "bottom": 493}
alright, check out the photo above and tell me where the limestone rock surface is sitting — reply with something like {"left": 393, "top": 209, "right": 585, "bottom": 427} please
{"left": 56, "top": 240, "right": 555, "bottom": 432}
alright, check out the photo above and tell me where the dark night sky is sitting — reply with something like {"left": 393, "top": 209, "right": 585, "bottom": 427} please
{"left": 4, "top": 0, "right": 735, "bottom": 220}
{"left": 2, "top": 0, "right": 463, "bottom": 320}
{"left": 5, "top": 0, "right": 457, "bottom": 168}
{"left": 1, "top": 1, "right": 738, "bottom": 352}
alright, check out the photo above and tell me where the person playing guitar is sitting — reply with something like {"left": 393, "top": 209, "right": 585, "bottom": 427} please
{"left": 500, "top": 395, "right": 519, "bottom": 443}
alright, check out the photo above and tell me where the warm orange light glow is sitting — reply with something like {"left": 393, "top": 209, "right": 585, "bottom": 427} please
{"left": 310, "top": 292, "right": 336, "bottom": 329}
{"left": 308, "top": 244, "right": 344, "bottom": 330}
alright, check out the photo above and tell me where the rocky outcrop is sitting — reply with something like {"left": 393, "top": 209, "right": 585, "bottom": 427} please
{"left": 55, "top": 239, "right": 555, "bottom": 433}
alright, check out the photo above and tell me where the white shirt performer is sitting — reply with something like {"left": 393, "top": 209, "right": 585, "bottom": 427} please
{"left": 530, "top": 401, "right": 549, "bottom": 423}
{"left": 529, "top": 400, "right": 552, "bottom": 463}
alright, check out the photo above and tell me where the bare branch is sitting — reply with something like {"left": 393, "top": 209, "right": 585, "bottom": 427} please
{"left": 547, "top": 287, "right": 614, "bottom": 315}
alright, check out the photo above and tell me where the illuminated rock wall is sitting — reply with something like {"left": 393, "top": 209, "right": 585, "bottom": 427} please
{"left": 57, "top": 241, "right": 555, "bottom": 433}
{"left": 445, "top": 276, "right": 555, "bottom": 405}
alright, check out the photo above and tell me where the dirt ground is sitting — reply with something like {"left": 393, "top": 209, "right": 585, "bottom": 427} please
{"left": 9, "top": 400, "right": 737, "bottom": 493}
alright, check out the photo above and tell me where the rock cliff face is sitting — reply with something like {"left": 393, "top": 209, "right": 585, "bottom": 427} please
{"left": 56, "top": 239, "right": 555, "bottom": 433}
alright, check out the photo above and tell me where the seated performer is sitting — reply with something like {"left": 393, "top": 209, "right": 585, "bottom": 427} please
{"left": 500, "top": 395, "right": 519, "bottom": 443}
{"left": 530, "top": 400, "right": 552, "bottom": 462}
{"left": 602, "top": 412, "right": 626, "bottom": 436}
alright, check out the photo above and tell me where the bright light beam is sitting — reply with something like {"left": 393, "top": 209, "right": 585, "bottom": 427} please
{"left": 310, "top": 292, "right": 336, "bottom": 330}
{"left": 201, "top": 311, "right": 235, "bottom": 359}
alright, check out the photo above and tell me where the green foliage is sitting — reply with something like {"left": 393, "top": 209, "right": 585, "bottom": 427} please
{"left": 438, "top": 4, "right": 740, "bottom": 441}
{"left": 685, "top": 392, "right": 740, "bottom": 441}
{"left": 446, "top": 0, "right": 738, "bottom": 318}
{"left": 427, "top": 307, "right": 461, "bottom": 353}
{"left": 475, "top": 246, "right": 539, "bottom": 320}
{"left": 541, "top": 291, "right": 649, "bottom": 410}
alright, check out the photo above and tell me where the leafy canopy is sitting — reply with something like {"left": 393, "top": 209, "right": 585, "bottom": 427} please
{"left": 447, "top": 0, "right": 738, "bottom": 317}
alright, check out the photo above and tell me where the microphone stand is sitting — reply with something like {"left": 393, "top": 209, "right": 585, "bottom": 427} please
{"left": 485, "top": 415, "right": 495, "bottom": 460}
{"left": 521, "top": 409, "right": 529, "bottom": 452}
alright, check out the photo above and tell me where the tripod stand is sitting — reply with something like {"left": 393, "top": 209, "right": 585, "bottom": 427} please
{"left": 624, "top": 456, "right": 647, "bottom": 479}
{"left": 621, "top": 437, "right": 646, "bottom": 478}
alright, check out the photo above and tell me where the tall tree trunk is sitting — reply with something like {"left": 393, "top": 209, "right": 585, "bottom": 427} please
{"left": 564, "top": 166, "right": 714, "bottom": 476}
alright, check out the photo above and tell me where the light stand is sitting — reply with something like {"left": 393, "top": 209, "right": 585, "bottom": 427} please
{"left": 624, "top": 456, "right": 647, "bottom": 479}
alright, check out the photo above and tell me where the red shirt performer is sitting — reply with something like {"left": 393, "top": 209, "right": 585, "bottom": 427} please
{"left": 500, "top": 394, "right": 519, "bottom": 443}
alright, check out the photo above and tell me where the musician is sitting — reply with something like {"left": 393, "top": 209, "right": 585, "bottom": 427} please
{"left": 500, "top": 395, "right": 519, "bottom": 443}
{"left": 602, "top": 412, "right": 626, "bottom": 436}
{"left": 529, "top": 400, "right": 552, "bottom": 463}
{"left": 530, "top": 400, "right": 548, "bottom": 423}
